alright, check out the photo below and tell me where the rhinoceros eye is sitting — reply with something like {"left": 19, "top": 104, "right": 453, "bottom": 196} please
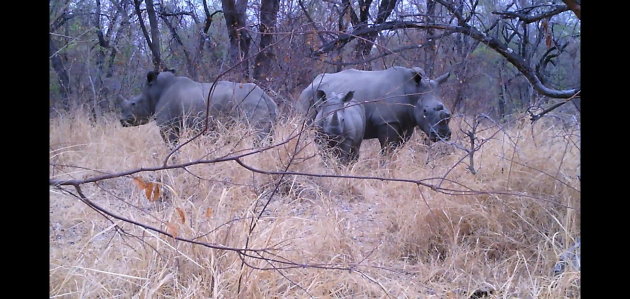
{"left": 131, "top": 102, "right": 136, "bottom": 106}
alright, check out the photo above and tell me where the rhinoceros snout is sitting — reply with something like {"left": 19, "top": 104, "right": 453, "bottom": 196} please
{"left": 429, "top": 130, "right": 451, "bottom": 142}
{"left": 120, "top": 119, "right": 134, "bottom": 127}
{"left": 443, "top": 130, "right": 451, "bottom": 141}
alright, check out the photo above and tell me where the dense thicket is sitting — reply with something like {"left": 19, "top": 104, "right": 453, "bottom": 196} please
{"left": 49, "top": 0, "right": 580, "bottom": 120}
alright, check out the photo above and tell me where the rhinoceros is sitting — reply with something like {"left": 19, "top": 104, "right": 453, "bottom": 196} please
{"left": 298, "top": 66, "right": 451, "bottom": 153}
{"left": 313, "top": 90, "right": 366, "bottom": 164}
{"left": 120, "top": 70, "right": 278, "bottom": 145}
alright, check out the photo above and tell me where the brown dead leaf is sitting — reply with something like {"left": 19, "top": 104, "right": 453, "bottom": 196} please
{"left": 205, "top": 207, "right": 213, "bottom": 218}
{"left": 144, "top": 182, "right": 161, "bottom": 201}
{"left": 132, "top": 177, "right": 149, "bottom": 190}
{"left": 166, "top": 222, "right": 178, "bottom": 238}
{"left": 175, "top": 207, "right": 186, "bottom": 224}
{"left": 132, "top": 177, "right": 161, "bottom": 201}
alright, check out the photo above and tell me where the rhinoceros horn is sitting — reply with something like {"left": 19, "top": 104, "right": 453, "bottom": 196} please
{"left": 331, "top": 110, "right": 339, "bottom": 127}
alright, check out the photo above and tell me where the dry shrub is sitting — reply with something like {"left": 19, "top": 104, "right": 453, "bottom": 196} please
{"left": 50, "top": 110, "right": 580, "bottom": 297}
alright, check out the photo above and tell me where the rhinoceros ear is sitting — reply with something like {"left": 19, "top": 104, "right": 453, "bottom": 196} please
{"left": 411, "top": 67, "right": 426, "bottom": 86}
{"left": 435, "top": 72, "right": 450, "bottom": 85}
{"left": 342, "top": 91, "right": 354, "bottom": 103}
{"left": 316, "top": 89, "right": 327, "bottom": 102}
{"left": 147, "top": 71, "right": 159, "bottom": 84}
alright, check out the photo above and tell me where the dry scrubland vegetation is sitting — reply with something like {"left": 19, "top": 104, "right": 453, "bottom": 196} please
{"left": 50, "top": 109, "right": 580, "bottom": 298}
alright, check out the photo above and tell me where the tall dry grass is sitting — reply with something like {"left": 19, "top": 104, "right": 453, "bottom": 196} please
{"left": 50, "top": 109, "right": 580, "bottom": 298}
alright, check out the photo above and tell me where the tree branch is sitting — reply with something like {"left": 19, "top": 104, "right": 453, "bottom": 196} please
{"left": 298, "top": 0, "right": 328, "bottom": 45}
{"left": 314, "top": 17, "right": 578, "bottom": 98}
{"left": 528, "top": 91, "right": 580, "bottom": 122}
{"left": 321, "top": 29, "right": 456, "bottom": 67}
{"left": 492, "top": 4, "right": 569, "bottom": 24}
{"left": 133, "top": 0, "right": 153, "bottom": 53}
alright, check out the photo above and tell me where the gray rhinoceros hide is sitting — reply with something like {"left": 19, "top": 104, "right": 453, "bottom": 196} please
{"left": 297, "top": 66, "right": 451, "bottom": 153}
{"left": 313, "top": 90, "right": 366, "bottom": 164}
{"left": 120, "top": 70, "right": 278, "bottom": 145}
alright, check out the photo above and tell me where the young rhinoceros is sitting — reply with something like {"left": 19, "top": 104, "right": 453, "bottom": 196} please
{"left": 313, "top": 90, "right": 366, "bottom": 165}
{"left": 120, "top": 70, "right": 278, "bottom": 146}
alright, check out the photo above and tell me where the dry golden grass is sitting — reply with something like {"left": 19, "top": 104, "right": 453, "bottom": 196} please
{"left": 50, "top": 109, "right": 580, "bottom": 298}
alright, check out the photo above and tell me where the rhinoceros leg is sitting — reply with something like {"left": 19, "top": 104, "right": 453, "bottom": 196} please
{"left": 335, "top": 140, "right": 352, "bottom": 165}
{"left": 401, "top": 127, "right": 415, "bottom": 143}
{"left": 376, "top": 122, "right": 404, "bottom": 155}
{"left": 341, "top": 139, "right": 363, "bottom": 165}
{"left": 159, "top": 125, "right": 180, "bottom": 147}
{"left": 251, "top": 122, "right": 274, "bottom": 147}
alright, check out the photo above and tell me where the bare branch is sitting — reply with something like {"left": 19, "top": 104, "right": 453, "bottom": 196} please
{"left": 528, "top": 91, "right": 581, "bottom": 123}
{"left": 492, "top": 5, "right": 570, "bottom": 24}
{"left": 298, "top": 0, "right": 328, "bottom": 45}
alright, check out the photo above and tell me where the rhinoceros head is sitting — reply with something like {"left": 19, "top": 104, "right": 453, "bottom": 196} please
{"left": 314, "top": 90, "right": 355, "bottom": 140}
{"left": 120, "top": 70, "right": 175, "bottom": 127}
{"left": 120, "top": 94, "right": 152, "bottom": 127}
{"left": 411, "top": 69, "right": 452, "bottom": 142}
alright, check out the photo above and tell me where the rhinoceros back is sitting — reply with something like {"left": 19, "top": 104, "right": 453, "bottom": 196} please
{"left": 199, "top": 81, "right": 277, "bottom": 136}
{"left": 299, "top": 68, "right": 414, "bottom": 126}
{"left": 154, "top": 76, "right": 207, "bottom": 130}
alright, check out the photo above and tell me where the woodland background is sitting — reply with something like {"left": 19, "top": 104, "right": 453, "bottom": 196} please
{"left": 49, "top": 0, "right": 580, "bottom": 120}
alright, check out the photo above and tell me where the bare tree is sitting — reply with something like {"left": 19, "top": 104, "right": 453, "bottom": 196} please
{"left": 89, "top": 0, "right": 133, "bottom": 113}
{"left": 196, "top": 0, "right": 222, "bottom": 68}
{"left": 423, "top": 0, "right": 438, "bottom": 76}
{"left": 105, "top": 0, "right": 132, "bottom": 78}
{"left": 313, "top": 0, "right": 579, "bottom": 102}
{"left": 158, "top": 5, "right": 197, "bottom": 78}
{"left": 48, "top": 0, "right": 580, "bottom": 121}
{"left": 133, "top": 0, "right": 162, "bottom": 70}
{"left": 50, "top": 0, "right": 74, "bottom": 109}
{"left": 221, "top": 0, "right": 252, "bottom": 78}
{"left": 341, "top": 0, "right": 399, "bottom": 70}
{"left": 253, "top": 0, "right": 280, "bottom": 83}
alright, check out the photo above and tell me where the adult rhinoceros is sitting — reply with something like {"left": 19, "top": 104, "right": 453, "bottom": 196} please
{"left": 313, "top": 90, "right": 366, "bottom": 164}
{"left": 297, "top": 66, "right": 451, "bottom": 153}
{"left": 120, "top": 70, "right": 278, "bottom": 145}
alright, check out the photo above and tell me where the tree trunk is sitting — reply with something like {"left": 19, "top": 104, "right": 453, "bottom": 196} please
{"left": 106, "top": 0, "right": 132, "bottom": 78}
{"left": 196, "top": 1, "right": 221, "bottom": 67}
{"left": 93, "top": 0, "right": 107, "bottom": 78}
{"left": 253, "top": 0, "right": 280, "bottom": 83}
{"left": 50, "top": 37, "right": 72, "bottom": 110}
{"left": 353, "top": 0, "right": 398, "bottom": 70}
{"left": 133, "top": 0, "right": 162, "bottom": 70}
{"left": 497, "top": 64, "right": 508, "bottom": 119}
{"left": 424, "top": 0, "right": 437, "bottom": 76}
{"left": 221, "top": 0, "right": 252, "bottom": 79}
{"left": 160, "top": 13, "right": 197, "bottom": 79}
{"left": 145, "top": 0, "right": 161, "bottom": 69}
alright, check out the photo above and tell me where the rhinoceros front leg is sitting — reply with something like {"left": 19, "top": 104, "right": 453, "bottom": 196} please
{"left": 377, "top": 122, "right": 404, "bottom": 155}
{"left": 159, "top": 125, "right": 180, "bottom": 147}
{"left": 338, "top": 140, "right": 360, "bottom": 165}
{"left": 252, "top": 124, "right": 273, "bottom": 147}
{"left": 401, "top": 127, "right": 415, "bottom": 144}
